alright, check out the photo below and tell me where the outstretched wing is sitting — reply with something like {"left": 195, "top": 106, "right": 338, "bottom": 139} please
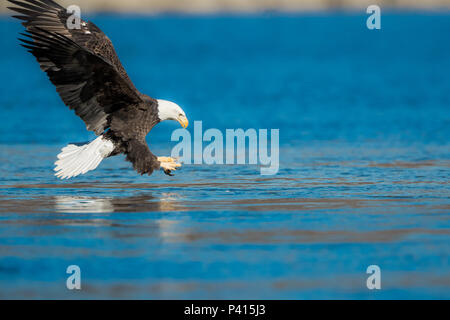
{"left": 8, "top": 0, "right": 136, "bottom": 87}
{"left": 8, "top": 0, "right": 143, "bottom": 134}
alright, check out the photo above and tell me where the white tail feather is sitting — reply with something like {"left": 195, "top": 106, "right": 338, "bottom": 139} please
{"left": 54, "top": 136, "right": 114, "bottom": 179}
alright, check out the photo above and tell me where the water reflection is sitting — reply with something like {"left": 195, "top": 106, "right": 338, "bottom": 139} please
{"left": 54, "top": 196, "right": 115, "bottom": 213}
{"left": 51, "top": 194, "right": 185, "bottom": 241}
{"left": 53, "top": 193, "right": 182, "bottom": 214}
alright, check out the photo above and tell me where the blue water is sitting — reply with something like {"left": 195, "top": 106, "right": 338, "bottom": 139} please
{"left": 0, "top": 13, "right": 449, "bottom": 299}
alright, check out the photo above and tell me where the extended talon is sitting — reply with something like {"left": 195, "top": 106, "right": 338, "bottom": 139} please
{"left": 159, "top": 156, "right": 182, "bottom": 176}
{"left": 164, "top": 169, "right": 174, "bottom": 176}
{"left": 157, "top": 156, "right": 176, "bottom": 163}
{"left": 161, "top": 162, "right": 181, "bottom": 170}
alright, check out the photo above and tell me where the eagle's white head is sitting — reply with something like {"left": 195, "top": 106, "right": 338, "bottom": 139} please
{"left": 157, "top": 99, "right": 188, "bottom": 128}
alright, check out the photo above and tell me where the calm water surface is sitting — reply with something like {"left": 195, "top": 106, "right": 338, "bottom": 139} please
{"left": 0, "top": 13, "right": 449, "bottom": 299}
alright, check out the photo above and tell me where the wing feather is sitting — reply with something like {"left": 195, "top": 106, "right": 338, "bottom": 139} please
{"left": 8, "top": 0, "right": 135, "bottom": 85}
{"left": 18, "top": 27, "right": 142, "bottom": 134}
{"left": 8, "top": 0, "right": 144, "bottom": 135}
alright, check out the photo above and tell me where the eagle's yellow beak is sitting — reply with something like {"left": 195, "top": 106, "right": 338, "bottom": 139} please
{"left": 177, "top": 115, "right": 189, "bottom": 128}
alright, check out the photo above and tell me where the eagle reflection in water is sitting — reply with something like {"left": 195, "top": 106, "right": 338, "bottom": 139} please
{"left": 52, "top": 194, "right": 184, "bottom": 241}
{"left": 53, "top": 193, "right": 182, "bottom": 214}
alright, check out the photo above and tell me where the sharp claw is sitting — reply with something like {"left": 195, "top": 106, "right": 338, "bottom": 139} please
{"left": 159, "top": 156, "right": 181, "bottom": 175}
{"left": 164, "top": 169, "right": 174, "bottom": 176}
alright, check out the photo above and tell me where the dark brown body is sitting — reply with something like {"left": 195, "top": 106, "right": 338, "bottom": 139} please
{"left": 105, "top": 95, "right": 162, "bottom": 175}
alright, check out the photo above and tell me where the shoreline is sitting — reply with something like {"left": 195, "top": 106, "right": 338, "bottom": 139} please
{"left": 1, "top": 8, "right": 450, "bottom": 17}
{"left": 1, "top": 0, "right": 450, "bottom": 14}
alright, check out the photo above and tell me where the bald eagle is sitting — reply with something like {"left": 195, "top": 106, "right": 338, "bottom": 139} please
{"left": 8, "top": 0, "right": 188, "bottom": 179}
